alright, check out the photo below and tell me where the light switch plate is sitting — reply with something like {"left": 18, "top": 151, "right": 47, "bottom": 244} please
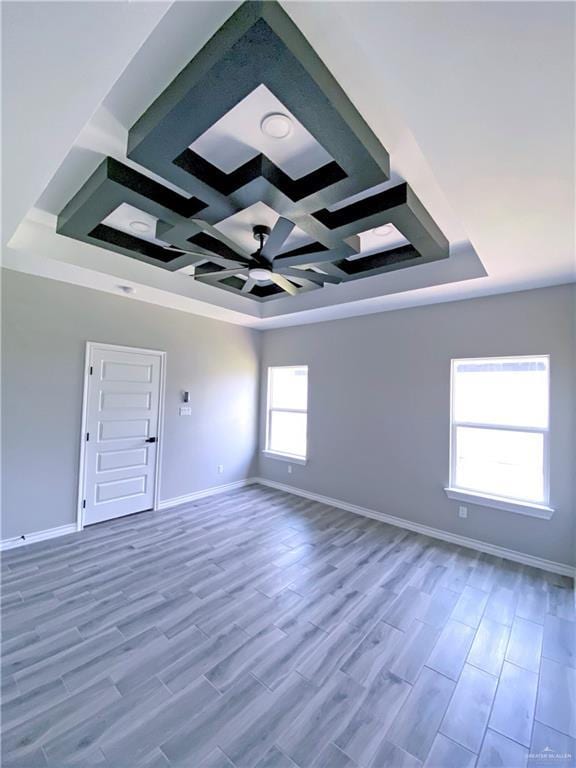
{"left": 179, "top": 406, "right": 192, "bottom": 416}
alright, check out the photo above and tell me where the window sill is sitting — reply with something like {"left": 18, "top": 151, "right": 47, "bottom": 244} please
{"left": 262, "top": 450, "right": 307, "bottom": 466}
{"left": 444, "top": 487, "right": 554, "bottom": 519}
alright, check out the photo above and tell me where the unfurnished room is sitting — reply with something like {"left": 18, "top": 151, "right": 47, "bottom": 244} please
{"left": 1, "top": 1, "right": 575, "bottom": 767}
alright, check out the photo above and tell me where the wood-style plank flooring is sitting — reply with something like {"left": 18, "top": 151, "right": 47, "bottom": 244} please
{"left": 2, "top": 485, "right": 575, "bottom": 768}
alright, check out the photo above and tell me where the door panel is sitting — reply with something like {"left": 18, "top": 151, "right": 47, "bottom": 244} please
{"left": 83, "top": 346, "right": 162, "bottom": 526}
{"left": 98, "top": 418, "right": 151, "bottom": 441}
{"left": 101, "top": 361, "right": 153, "bottom": 382}
{"left": 96, "top": 476, "right": 147, "bottom": 503}
{"left": 97, "top": 448, "right": 149, "bottom": 472}
{"left": 99, "top": 392, "right": 152, "bottom": 410}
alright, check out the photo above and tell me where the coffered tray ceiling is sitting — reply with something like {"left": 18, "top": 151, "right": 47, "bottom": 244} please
{"left": 56, "top": 1, "right": 448, "bottom": 303}
{"left": 3, "top": 0, "right": 573, "bottom": 327}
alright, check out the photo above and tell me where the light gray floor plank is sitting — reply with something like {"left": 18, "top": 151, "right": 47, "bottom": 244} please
{"left": 387, "top": 619, "right": 440, "bottom": 684}
{"left": 489, "top": 661, "right": 538, "bottom": 747}
{"left": 543, "top": 614, "right": 575, "bottom": 668}
{"left": 440, "top": 663, "right": 498, "bottom": 754}
{"left": 505, "top": 616, "right": 543, "bottom": 673}
{"left": 102, "top": 676, "right": 219, "bottom": 765}
{"left": 536, "top": 658, "right": 576, "bottom": 738}
{"left": 161, "top": 673, "right": 269, "bottom": 765}
{"left": 334, "top": 669, "right": 411, "bottom": 766}
{"left": 222, "top": 673, "right": 316, "bottom": 767}
{"left": 451, "top": 585, "right": 489, "bottom": 628}
{"left": 251, "top": 619, "right": 326, "bottom": 690}
{"left": 387, "top": 667, "right": 455, "bottom": 762}
{"left": 530, "top": 722, "right": 576, "bottom": 768}
{"left": 369, "top": 739, "right": 421, "bottom": 768}
{"left": 467, "top": 616, "right": 511, "bottom": 677}
{"left": 426, "top": 619, "right": 476, "bottom": 680}
{"left": 476, "top": 729, "right": 528, "bottom": 768}
{"left": 339, "top": 620, "right": 403, "bottom": 686}
{"left": 1, "top": 485, "right": 573, "bottom": 767}
{"left": 423, "top": 734, "right": 475, "bottom": 768}
{"left": 277, "top": 671, "right": 365, "bottom": 768}
{"left": 205, "top": 625, "right": 286, "bottom": 693}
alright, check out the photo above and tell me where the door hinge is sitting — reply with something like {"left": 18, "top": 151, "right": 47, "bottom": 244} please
{"left": 82, "top": 500, "right": 86, "bottom": 509}
{"left": 89, "top": 365, "right": 93, "bottom": 375}
{"left": 86, "top": 432, "right": 90, "bottom": 442}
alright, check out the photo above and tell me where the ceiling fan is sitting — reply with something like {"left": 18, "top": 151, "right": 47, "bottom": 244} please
{"left": 163, "top": 217, "right": 343, "bottom": 296}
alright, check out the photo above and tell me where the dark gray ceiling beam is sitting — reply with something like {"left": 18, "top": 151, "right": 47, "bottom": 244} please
{"left": 126, "top": 1, "right": 390, "bottom": 221}
{"left": 55, "top": 0, "right": 450, "bottom": 303}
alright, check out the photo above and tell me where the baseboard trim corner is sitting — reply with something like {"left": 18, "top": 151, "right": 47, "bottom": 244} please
{"left": 157, "top": 477, "right": 257, "bottom": 511}
{"left": 254, "top": 478, "right": 575, "bottom": 578}
{"left": 1, "top": 524, "right": 78, "bottom": 551}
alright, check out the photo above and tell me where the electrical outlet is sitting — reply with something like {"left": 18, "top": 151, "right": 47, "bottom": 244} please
{"left": 287, "top": 465, "right": 292, "bottom": 474}
{"left": 217, "top": 465, "right": 224, "bottom": 474}
{"left": 458, "top": 505, "right": 468, "bottom": 519}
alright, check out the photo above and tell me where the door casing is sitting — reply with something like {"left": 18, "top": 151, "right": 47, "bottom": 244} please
{"left": 76, "top": 342, "right": 166, "bottom": 530}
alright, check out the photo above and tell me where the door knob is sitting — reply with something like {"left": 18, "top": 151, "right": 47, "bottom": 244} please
{"left": 145, "top": 437, "right": 157, "bottom": 443}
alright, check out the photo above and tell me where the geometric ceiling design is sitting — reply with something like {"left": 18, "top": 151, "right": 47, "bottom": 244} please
{"left": 57, "top": 0, "right": 449, "bottom": 301}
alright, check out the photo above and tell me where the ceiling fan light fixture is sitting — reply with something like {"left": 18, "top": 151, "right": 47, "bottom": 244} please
{"left": 249, "top": 267, "right": 272, "bottom": 281}
{"left": 129, "top": 220, "right": 151, "bottom": 233}
{"left": 260, "top": 113, "right": 293, "bottom": 139}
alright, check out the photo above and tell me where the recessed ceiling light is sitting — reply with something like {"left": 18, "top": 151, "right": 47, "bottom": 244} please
{"left": 249, "top": 267, "right": 272, "bottom": 281}
{"left": 129, "top": 220, "right": 151, "bottom": 233}
{"left": 373, "top": 224, "right": 395, "bottom": 237}
{"left": 117, "top": 285, "right": 135, "bottom": 294}
{"left": 260, "top": 113, "right": 293, "bottom": 140}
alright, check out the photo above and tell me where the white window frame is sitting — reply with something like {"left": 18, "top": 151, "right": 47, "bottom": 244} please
{"left": 263, "top": 365, "right": 308, "bottom": 464}
{"left": 445, "top": 355, "right": 554, "bottom": 519}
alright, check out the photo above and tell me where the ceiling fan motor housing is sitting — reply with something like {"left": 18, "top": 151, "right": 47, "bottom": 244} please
{"left": 253, "top": 224, "right": 271, "bottom": 242}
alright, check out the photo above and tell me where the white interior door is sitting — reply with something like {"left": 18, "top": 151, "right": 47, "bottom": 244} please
{"left": 82, "top": 344, "right": 163, "bottom": 526}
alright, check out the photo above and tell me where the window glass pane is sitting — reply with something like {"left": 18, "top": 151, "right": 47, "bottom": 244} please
{"left": 269, "top": 411, "right": 307, "bottom": 457}
{"left": 454, "top": 426, "right": 544, "bottom": 502}
{"left": 269, "top": 366, "right": 308, "bottom": 410}
{"left": 453, "top": 357, "right": 548, "bottom": 428}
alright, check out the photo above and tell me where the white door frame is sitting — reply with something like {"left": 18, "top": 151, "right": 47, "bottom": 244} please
{"left": 76, "top": 342, "right": 167, "bottom": 531}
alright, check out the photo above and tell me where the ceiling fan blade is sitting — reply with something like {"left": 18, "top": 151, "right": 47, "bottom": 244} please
{"left": 275, "top": 267, "right": 343, "bottom": 285}
{"left": 268, "top": 272, "right": 299, "bottom": 296}
{"left": 194, "top": 267, "right": 249, "bottom": 279}
{"left": 261, "top": 217, "right": 295, "bottom": 260}
{"left": 191, "top": 219, "right": 251, "bottom": 260}
{"left": 280, "top": 275, "right": 321, "bottom": 292}
{"left": 163, "top": 245, "right": 248, "bottom": 269}
{"left": 241, "top": 277, "right": 256, "bottom": 294}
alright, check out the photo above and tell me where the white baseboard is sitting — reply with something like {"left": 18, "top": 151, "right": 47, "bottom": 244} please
{"left": 1, "top": 479, "right": 257, "bottom": 550}
{"left": 1, "top": 524, "right": 78, "bottom": 551}
{"left": 255, "top": 478, "right": 575, "bottom": 578}
{"left": 157, "top": 478, "right": 257, "bottom": 510}
{"left": 3, "top": 479, "right": 573, "bottom": 579}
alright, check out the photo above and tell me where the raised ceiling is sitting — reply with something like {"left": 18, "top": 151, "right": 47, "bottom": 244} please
{"left": 3, "top": 1, "right": 574, "bottom": 328}
{"left": 56, "top": 1, "right": 449, "bottom": 302}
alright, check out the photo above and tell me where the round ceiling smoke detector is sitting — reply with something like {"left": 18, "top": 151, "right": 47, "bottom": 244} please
{"left": 129, "top": 220, "right": 151, "bottom": 233}
{"left": 249, "top": 267, "right": 272, "bottom": 282}
{"left": 373, "top": 224, "right": 395, "bottom": 237}
{"left": 260, "top": 113, "right": 293, "bottom": 139}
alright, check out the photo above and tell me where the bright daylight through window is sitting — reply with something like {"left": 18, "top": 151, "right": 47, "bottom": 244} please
{"left": 266, "top": 366, "right": 308, "bottom": 461}
{"left": 450, "top": 356, "right": 550, "bottom": 506}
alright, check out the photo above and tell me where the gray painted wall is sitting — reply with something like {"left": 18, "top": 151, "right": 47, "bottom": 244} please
{"left": 3, "top": 270, "right": 574, "bottom": 567}
{"left": 2, "top": 270, "right": 260, "bottom": 539}
{"left": 259, "top": 286, "right": 576, "bottom": 567}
